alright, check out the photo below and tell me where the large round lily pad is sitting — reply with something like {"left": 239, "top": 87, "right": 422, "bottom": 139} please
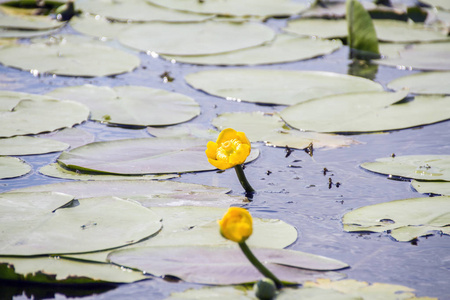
{"left": 11, "top": 180, "right": 246, "bottom": 207}
{"left": 0, "top": 10, "right": 64, "bottom": 30}
{"left": 146, "top": 0, "right": 308, "bottom": 18}
{"left": 46, "top": 85, "right": 200, "bottom": 127}
{"left": 162, "top": 34, "right": 342, "bottom": 66}
{"left": 57, "top": 137, "right": 259, "bottom": 174}
{"left": 118, "top": 21, "right": 275, "bottom": 56}
{"left": 0, "top": 156, "right": 31, "bottom": 179}
{"left": 0, "top": 35, "right": 140, "bottom": 77}
{"left": 0, "top": 256, "right": 147, "bottom": 284}
{"left": 185, "top": 69, "right": 383, "bottom": 105}
{"left": 108, "top": 245, "right": 348, "bottom": 285}
{"left": 387, "top": 71, "right": 450, "bottom": 95}
{"left": 375, "top": 42, "right": 450, "bottom": 71}
{"left": 412, "top": 180, "right": 450, "bottom": 196}
{"left": 0, "top": 136, "right": 69, "bottom": 155}
{"left": 283, "top": 18, "right": 348, "bottom": 39}
{"left": 280, "top": 92, "right": 450, "bottom": 133}
{"left": 361, "top": 155, "right": 450, "bottom": 181}
{"left": 0, "top": 192, "right": 162, "bottom": 255}
{"left": 76, "top": 0, "right": 212, "bottom": 22}
{"left": 212, "top": 112, "right": 358, "bottom": 149}
{"left": 0, "top": 90, "right": 89, "bottom": 138}
{"left": 342, "top": 196, "right": 450, "bottom": 241}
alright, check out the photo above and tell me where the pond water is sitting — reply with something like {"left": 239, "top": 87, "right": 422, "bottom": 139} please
{"left": 1, "top": 9, "right": 449, "bottom": 300}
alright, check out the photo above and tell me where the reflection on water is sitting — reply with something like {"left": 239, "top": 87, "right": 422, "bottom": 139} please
{"left": 0, "top": 280, "right": 115, "bottom": 300}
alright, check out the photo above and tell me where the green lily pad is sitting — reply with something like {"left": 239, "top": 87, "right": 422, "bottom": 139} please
{"left": 212, "top": 112, "right": 358, "bottom": 149}
{"left": 281, "top": 92, "right": 450, "bottom": 133}
{"left": 167, "top": 279, "right": 425, "bottom": 300}
{"left": 373, "top": 19, "right": 449, "bottom": 43}
{"left": 375, "top": 42, "right": 450, "bottom": 71}
{"left": 361, "top": 155, "right": 450, "bottom": 181}
{"left": 387, "top": 71, "right": 450, "bottom": 95}
{"left": 0, "top": 256, "right": 147, "bottom": 284}
{"left": 39, "top": 163, "right": 179, "bottom": 181}
{"left": 46, "top": 85, "right": 200, "bottom": 127}
{"left": 135, "top": 206, "right": 297, "bottom": 249}
{"left": 185, "top": 69, "right": 383, "bottom": 106}
{"left": 162, "top": 33, "right": 342, "bottom": 66}
{"left": 38, "top": 127, "right": 95, "bottom": 149}
{"left": 118, "top": 21, "right": 275, "bottom": 56}
{"left": 0, "top": 192, "right": 162, "bottom": 255}
{"left": 69, "top": 13, "right": 133, "bottom": 40}
{"left": 11, "top": 180, "right": 246, "bottom": 207}
{"left": 147, "top": 124, "right": 219, "bottom": 140}
{"left": 146, "top": 0, "right": 308, "bottom": 18}
{"left": 0, "top": 136, "right": 69, "bottom": 155}
{"left": 0, "top": 35, "right": 140, "bottom": 77}
{"left": 0, "top": 90, "right": 89, "bottom": 138}
{"left": 0, "top": 156, "right": 31, "bottom": 179}
{"left": 57, "top": 137, "right": 259, "bottom": 174}
{"left": 342, "top": 196, "right": 450, "bottom": 241}
{"left": 76, "top": 0, "right": 212, "bottom": 22}
{"left": 419, "top": 0, "right": 450, "bottom": 10}
{"left": 283, "top": 18, "right": 348, "bottom": 39}
{"left": 0, "top": 27, "right": 59, "bottom": 38}
{"left": 108, "top": 245, "right": 347, "bottom": 285}
{"left": 412, "top": 180, "right": 450, "bottom": 196}
{"left": 0, "top": 10, "right": 64, "bottom": 30}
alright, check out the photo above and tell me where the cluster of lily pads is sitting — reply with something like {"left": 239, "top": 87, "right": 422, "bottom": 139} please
{"left": 0, "top": 0, "right": 449, "bottom": 299}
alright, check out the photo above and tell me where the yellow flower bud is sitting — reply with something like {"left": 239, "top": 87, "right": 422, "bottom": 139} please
{"left": 205, "top": 128, "right": 251, "bottom": 170}
{"left": 218, "top": 207, "right": 253, "bottom": 243}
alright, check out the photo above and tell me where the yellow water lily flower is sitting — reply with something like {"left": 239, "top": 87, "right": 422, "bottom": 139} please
{"left": 206, "top": 128, "right": 251, "bottom": 170}
{"left": 218, "top": 207, "right": 253, "bottom": 243}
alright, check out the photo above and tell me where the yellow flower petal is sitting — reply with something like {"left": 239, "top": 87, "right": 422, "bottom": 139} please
{"left": 218, "top": 207, "right": 253, "bottom": 243}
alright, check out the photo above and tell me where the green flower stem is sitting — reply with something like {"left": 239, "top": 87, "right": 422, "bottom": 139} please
{"left": 234, "top": 164, "right": 255, "bottom": 194}
{"left": 239, "top": 241, "right": 282, "bottom": 289}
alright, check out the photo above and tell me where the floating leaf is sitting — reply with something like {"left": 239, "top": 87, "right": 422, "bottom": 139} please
{"left": 57, "top": 137, "right": 259, "bottom": 175}
{"left": 0, "top": 35, "right": 140, "bottom": 77}
{"left": 0, "top": 136, "right": 69, "bottom": 155}
{"left": 0, "top": 256, "right": 147, "bottom": 284}
{"left": 185, "top": 69, "right": 383, "bottom": 106}
{"left": 373, "top": 19, "right": 449, "bottom": 43}
{"left": 148, "top": 124, "right": 219, "bottom": 140}
{"left": 387, "top": 71, "right": 450, "bottom": 95}
{"left": 38, "top": 127, "right": 95, "bottom": 149}
{"left": 135, "top": 206, "right": 297, "bottom": 249}
{"left": 0, "top": 91, "right": 89, "bottom": 138}
{"left": 76, "top": 0, "right": 213, "bottom": 22}
{"left": 412, "top": 180, "right": 450, "bottom": 196}
{"left": 0, "top": 27, "right": 59, "bottom": 38}
{"left": 212, "top": 112, "right": 358, "bottom": 149}
{"left": 0, "top": 156, "right": 31, "bottom": 179}
{"left": 342, "top": 196, "right": 450, "bottom": 241}
{"left": 39, "top": 163, "right": 179, "bottom": 181}
{"left": 361, "top": 155, "right": 450, "bottom": 181}
{"left": 0, "top": 192, "right": 162, "bottom": 255}
{"left": 419, "top": 0, "right": 450, "bottom": 10}
{"left": 162, "top": 34, "right": 342, "bottom": 66}
{"left": 11, "top": 180, "right": 245, "bottom": 207}
{"left": 283, "top": 18, "right": 348, "bottom": 39}
{"left": 47, "top": 85, "right": 200, "bottom": 127}
{"left": 108, "top": 245, "right": 347, "bottom": 285}
{"left": 118, "top": 21, "right": 275, "bottom": 56}
{"left": 375, "top": 42, "right": 450, "bottom": 71}
{"left": 146, "top": 0, "right": 308, "bottom": 18}
{"left": 0, "top": 10, "right": 64, "bottom": 30}
{"left": 280, "top": 90, "right": 446, "bottom": 133}
{"left": 346, "top": 0, "right": 380, "bottom": 58}
{"left": 69, "top": 13, "right": 133, "bottom": 40}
